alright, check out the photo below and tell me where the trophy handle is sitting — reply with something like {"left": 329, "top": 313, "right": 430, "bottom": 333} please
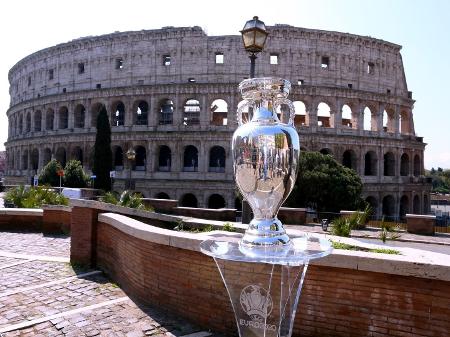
{"left": 237, "top": 100, "right": 254, "bottom": 126}
{"left": 274, "top": 98, "right": 296, "bottom": 126}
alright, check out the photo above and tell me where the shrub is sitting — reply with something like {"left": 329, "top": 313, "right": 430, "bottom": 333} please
{"left": 330, "top": 217, "right": 352, "bottom": 237}
{"left": 100, "top": 190, "right": 153, "bottom": 211}
{"left": 222, "top": 222, "right": 236, "bottom": 232}
{"left": 39, "top": 160, "right": 63, "bottom": 187}
{"left": 63, "top": 160, "right": 89, "bottom": 188}
{"left": 4, "top": 186, "right": 68, "bottom": 208}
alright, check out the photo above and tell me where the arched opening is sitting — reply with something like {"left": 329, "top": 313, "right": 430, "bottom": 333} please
{"left": 383, "top": 152, "right": 395, "bottom": 176}
{"left": 26, "top": 113, "right": 31, "bottom": 133}
{"left": 70, "top": 147, "right": 83, "bottom": 165}
{"left": 58, "top": 106, "right": 68, "bottom": 129}
{"left": 34, "top": 110, "right": 42, "bottom": 132}
{"left": 183, "top": 145, "right": 198, "bottom": 172}
{"left": 364, "top": 151, "right": 377, "bottom": 176}
{"left": 158, "top": 146, "right": 171, "bottom": 172}
{"left": 180, "top": 193, "right": 198, "bottom": 208}
{"left": 319, "top": 148, "right": 332, "bottom": 156}
{"left": 317, "top": 102, "right": 331, "bottom": 127}
{"left": 293, "top": 101, "right": 306, "bottom": 126}
{"left": 400, "top": 111, "right": 410, "bottom": 134}
{"left": 159, "top": 99, "right": 173, "bottom": 125}
{"left": 183, "top": 99, "right": 200, "bottom": 126}
{"left": 55, "top": 147, "right": 66, "bottom": 167}
{"left": 43, "top": 148, "right": 52, "bottom": 166}
{"left": 113, "top": 146, "right": 124, "bottom": 170}
{"left": 112, "top": 101, "right": 125, "bottom": 127}
{"left": 400, "top": 153, "right": 410, "bottom": 176}
{"left": 209, "top": 146, "right": 225, "bottom": 172}
{"left": 341, "top": 104, "right": 352, "bottom": 128}
{"left": 156, "top": 192, "right": 170, "bottom": 199}
{"left": 18, "top": 115, "right": 24, "bottom": 134}
{"left": 399, "top": 195, "right": 409, "bottom": 220}
{"left": 210, "top": 99, "right": 228, "bottom": 126}
{"left": 413, "top": 155, "right": 421, "bottom": 176}
{"left": 133, "top": 146, "right": 146, "bottom": 171}
{"left": 424, "top": 194, "right": 429, "bottom": 214}
{"left": 21, "top": 150, "right": 28, "bottom": 170}
{"left": 134, "top": 100, "right": 149, "bottom": 125}
{"left": 365, "top": 196, "right": 378, "bottom": 218}
{"left": 46, "top": 109, "right": 54, "bottom": 130}
{"left": 342, "top": 150, "right": 357, "bottom": 171}
{"left": 237, "top": 100, "right": 250, "bottom": 123}
{"left": 31, "top": 149, "right": 39, "bottom": 171}
{"left": 74, "top": 104, "right": 85, "bottom": 128}
{"left": 383, "top": 108, "right": 395, "bottom": 133}
{"left": 208, "top": 194, "right": 226, "bottom": 209}
{"left": 90, "top": 103, "right": 105, "bottom": 128}
{"left": 363, "top": 107, "right": 372, "bottom": 131}
{"left": 382, "top": 195, "right": 395, "bottom": 219}
{"left": 413, "top": 195, "right": 420, "bottom": 214}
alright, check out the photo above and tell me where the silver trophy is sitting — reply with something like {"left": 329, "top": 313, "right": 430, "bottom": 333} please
{"left": 233, "top": 77, "right": 300, "bottom": 249}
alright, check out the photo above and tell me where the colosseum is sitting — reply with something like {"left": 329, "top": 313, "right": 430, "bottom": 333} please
{"left": 4, "top": 24, "right": 431, "bottom": 220}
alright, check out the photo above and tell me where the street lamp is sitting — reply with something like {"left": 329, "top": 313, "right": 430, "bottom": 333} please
{"left": 240, "top": 16, "right": 269, "bottom": 78}
{"left": 126, "top": 148, "right": 136, "bottom": 190}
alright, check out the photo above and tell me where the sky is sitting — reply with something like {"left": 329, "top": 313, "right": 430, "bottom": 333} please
{"left": 0, "top": 0, "right": 448, "bottom": 169}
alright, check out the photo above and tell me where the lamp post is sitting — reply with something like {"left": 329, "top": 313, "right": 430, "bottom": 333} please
{"left": 126, "top": 148, "right": 136, "bottom": 190}
{"left": 240, "top": 16, "right": 269, "bottom": 78}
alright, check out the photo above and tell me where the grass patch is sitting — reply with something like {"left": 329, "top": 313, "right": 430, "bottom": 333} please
{"left": 332, "top": 241, "right": 400, "bottom": 255}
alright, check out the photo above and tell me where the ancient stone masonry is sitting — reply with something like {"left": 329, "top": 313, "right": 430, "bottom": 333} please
{"left": 4, "top": 24, "right": 431, "bottom": 218}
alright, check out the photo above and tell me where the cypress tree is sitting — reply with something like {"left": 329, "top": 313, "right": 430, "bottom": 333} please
{"left": 92, "top": 106, "right": 112, "bottom": 191}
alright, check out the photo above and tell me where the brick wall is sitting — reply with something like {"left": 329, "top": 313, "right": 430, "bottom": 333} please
{"left": 42, "top": 207, "right": 71, "bottom": 234}
{"left": 0, "top": 214, "right": 42, "bottom": 231}
{"left": 95, "top": 220, "right": 450, "bottom": 337}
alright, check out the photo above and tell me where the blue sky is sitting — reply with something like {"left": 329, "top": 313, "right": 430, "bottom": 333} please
{"left": 0, "top": 0, "right": 448, "bottom": 168}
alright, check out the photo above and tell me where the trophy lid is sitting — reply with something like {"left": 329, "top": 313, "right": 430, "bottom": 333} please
{"left": 239, "top": 77, "right": 291, "bottom": 100}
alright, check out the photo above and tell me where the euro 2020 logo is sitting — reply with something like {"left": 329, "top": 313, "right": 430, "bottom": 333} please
{"left": 240, "top": 284, "right": 273, "bottom": 322}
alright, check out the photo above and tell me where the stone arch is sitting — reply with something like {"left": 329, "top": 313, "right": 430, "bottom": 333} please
{"left": 317, "top": 102, "right": 331, "bottom": 127}
{"left": 383, "top": 152, "right": 395, "bottom": 176}
{"left": 319, "top": 148, "right": 332, "bottom": 156}
{"left": 209, "top": 146, "right": 225, "bottom": 172}
{"left": 158, "top": 145, "right": 171, "bottom": 172}
{"left": 183, "top": 145, "right": 198, "bottom": 172}
{"left": 58, "top": 106, "right": 68, "bottom": 129}
{"left": 18, "top": 114, "right": 23, "bottom": 134}
{"left": 111, "top": 101, "right": 125, "bottom": 127}
{"left": 342, "top": 149, "right": 357, "bottom": 171}
{"left": 74, "top": 104, "right": 86, "bottom": 128}
{"left": 293, "top": 101, "right": 307, "bottom": 126}
{"left": 26, "top": 112, "right": 31, "bottom": 133}
{"left": 133, "top": 145, "right": 146, "bottom": 171}
{"left": 363, "top": 106, "right": 372, "bottom": 131}
{"left": 413, "top": 195, "right": 420, "bottom": 214}
{"left": 134, "top": 100, "right": 149, "bottom": 125}
{"left": 413, "top": 154, "right": 421, "bottom": 176}
{"left": 46, "top": 108, "right": 54, "bottom": 130}
{"left": 341, "top": 104, "right": 353, "bottom": 128}
{"left": 400, "top": 110, "right": 411, "bottom": 134}
{"left": 34, "top": 110, "right": 42, "bottom": 132}
{"left": 183, "top": 99, "right": 200, "bottom": 126}
{"left": 180, "top": 193, "right": 198, "bottom": 208}
{"left": 237, "top": 100, "right": 251, "bottom": 123}
{"left": 21, "top": 149, "right": 29, "bottom": 170}
{"left": 90, "top": 102, "right": 105, "bottom": 128}
{"left": 383, "top": 107, "right": 395, "bottom": 133}
{"left": 400, "top": 153, "right": 410, "bottom": 176}
{"left": 70, "top": 146, "right": 83, "bottom": 165}
{"left": 113, "top": 146, "right": 124, "bottom": 170}
{"left": 208, "top": 194, "right": 226, "bottom": 209}
{"left": 399, "top": 195, "right": 409, "bottom": 219}
{"left": 365, "top": 196, "right": 378, "bottom": 217}
{"left": 156, "top": 192, "right": 170, "bottom": 199}
{"left": 210, "top": 99, "right": 228, "bottom": 126}
{"left": 364, "top": 151, "right": 377, "bottom": 176}
{"left": 31, "top": 149, "right": 39, "bottom": 171}
{"left": 55, "top": 147, "right": 67, "bottom": 167}
{"left": 43, "top": 148, "right": 52, "bottom": 166}
{"left": 159, "top": 99, "right": 174, "bottom": 125}
{"left": 382, "top": 195, "right": 395, "bottom": 218}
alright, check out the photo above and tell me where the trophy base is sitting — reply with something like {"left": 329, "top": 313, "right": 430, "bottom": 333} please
{"left": 240, "top": 218, "right": 290, "bottom": 248}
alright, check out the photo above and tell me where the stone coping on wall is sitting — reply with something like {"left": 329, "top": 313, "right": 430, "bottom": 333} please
{"left": 0, "top": 208, "right": 43, "bottom": 216}
{"left": 42, "top": 205, "right": 72, "bottom": 212}
{"left": 98, "top": 212, "right": 450, "bottom": 282}
{"left": 406, "top": 213, "right": 437, "bottom": 219}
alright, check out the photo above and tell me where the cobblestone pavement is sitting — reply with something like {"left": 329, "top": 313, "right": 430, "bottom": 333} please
{"left": 0, "top": 231, "right": 223, "bottom": 337}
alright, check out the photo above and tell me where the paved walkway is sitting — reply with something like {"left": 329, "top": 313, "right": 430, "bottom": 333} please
{"left": 0, "top": 231, "right": 222, "bottom": 337}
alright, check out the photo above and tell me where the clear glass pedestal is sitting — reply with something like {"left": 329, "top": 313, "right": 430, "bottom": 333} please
{"left": 200, "top": 233, "right": 332, "bottom": 337}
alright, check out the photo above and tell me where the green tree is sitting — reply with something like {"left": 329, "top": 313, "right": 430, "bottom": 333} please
{"left": 285, "top": 151, "right": 364, "bottom": 212}
{"left": 63, "top": 160, "right": 89, "bottom": 188}
{"left": 38, "top": 159, "right": 63, "bottom": 187}
{"left": 92, "top": 106, "right": 113, "bottom": 191}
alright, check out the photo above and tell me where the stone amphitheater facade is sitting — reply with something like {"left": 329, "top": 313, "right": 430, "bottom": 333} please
{"left": 4, "top": 24, "right": 431, "bottom": 219}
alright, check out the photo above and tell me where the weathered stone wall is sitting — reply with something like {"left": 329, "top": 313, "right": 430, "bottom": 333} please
{"left": 4, "top": 25, "right": 431, "bottom": 217}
